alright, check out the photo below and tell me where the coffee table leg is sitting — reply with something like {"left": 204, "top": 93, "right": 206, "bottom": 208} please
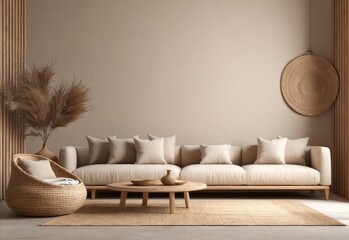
{"left": 184, "top": 191, "right": 190, "bottom": 208}
{"left": 169, "top": 192, "right": 175, "bottom": 214}
{"left": 119, "top": 191, "right": 128, "bottom": 210}
{"left": 142, "top": 192, "right": 149, "bottom": 206}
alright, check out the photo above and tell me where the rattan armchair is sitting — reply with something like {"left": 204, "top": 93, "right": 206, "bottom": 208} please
{"left": 6, "top": 154, "right": 87, "bottom": 217}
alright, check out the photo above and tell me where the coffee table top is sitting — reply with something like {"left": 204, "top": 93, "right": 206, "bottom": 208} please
{"left": 107, "top": 181, "right": 207, "bottom": 193}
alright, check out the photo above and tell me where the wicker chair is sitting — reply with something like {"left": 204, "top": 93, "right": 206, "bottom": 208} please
{"left": 6, "top": 154, "right": 87, "bottom": 217}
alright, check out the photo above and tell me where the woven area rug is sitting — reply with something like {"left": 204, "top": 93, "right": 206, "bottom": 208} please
{"left": 42, "top": 200, "right": 344, "bottom": 226}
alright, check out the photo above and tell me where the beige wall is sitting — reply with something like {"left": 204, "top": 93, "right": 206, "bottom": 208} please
{"left": 26, "top": 0, "right": 332, "bottom": 155}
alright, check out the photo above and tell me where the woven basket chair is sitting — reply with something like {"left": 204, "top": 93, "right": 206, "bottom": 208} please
{"left": 6, "top": 154, "right": 87, "bottom": 217}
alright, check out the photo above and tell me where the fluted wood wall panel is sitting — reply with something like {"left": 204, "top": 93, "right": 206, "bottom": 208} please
{"left": 0, "top": 0, "right": 26, "bottom": 201}
{"left": 332, "top": 0, "right": 349, "bottom": 199}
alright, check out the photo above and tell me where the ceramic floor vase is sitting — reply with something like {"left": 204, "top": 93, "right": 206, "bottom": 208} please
{"left": 36, "top": 143, "right": 58, "bottom": 162}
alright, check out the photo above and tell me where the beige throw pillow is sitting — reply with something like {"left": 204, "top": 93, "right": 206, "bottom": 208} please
{"left": 148, "top": 134, "right": 176, "bottom": 164}
{"left": 108, "top": 136, "right": 138, "bottom": 164}
{"left": 87, "top": 135, "right": 115, "bottom": 164}
{"left": 18, "top": 158, "right": 56, "bottom": 180}
{"left": 200, "top": 145, "right": 232, "bottom": 164}
{"left": 278, "top": 136, "right": 309, "bottom": 165}
{"left": 134, "top": 137, "right": 166, "bottom": 164}
{"left": 255, "top": 138, "right": 288, "bottom": 164}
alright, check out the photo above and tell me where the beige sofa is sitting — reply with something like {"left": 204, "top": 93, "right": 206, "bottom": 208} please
{"left": 59, "top": 145, "right": 331, "bottom": 199}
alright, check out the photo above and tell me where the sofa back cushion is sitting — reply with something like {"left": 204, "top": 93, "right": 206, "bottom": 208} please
{"left": 181, "top": 145, "right": 241, "bottom": 167}
{"left": 241, "top": 145, "right": 258, "bottom": 165}
{"left": 174, "top": 146, "right": 181, "bottom": 166}
{"left": 76, "top": 146, "right": 90, "bottom": 167}
{"left": 241, "top": 145, "right": 311, "bottom": 166}
{"left": 200, "top": 145, "right": 232, "bottom": 164}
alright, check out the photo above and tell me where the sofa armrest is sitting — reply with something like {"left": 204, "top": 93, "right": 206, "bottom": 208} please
{"left": 59, "top": 146, "right": 78, "bottom": 172}
{"left": 310, "top": 147, "right": 331, "bottom": 186}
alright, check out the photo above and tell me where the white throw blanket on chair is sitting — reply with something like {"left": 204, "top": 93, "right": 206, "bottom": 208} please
{"left": 43, "top": 177, "right": 80, "bottom": 186}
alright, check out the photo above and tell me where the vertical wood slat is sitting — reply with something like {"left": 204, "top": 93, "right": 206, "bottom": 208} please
{"left": 343, "top": 1, "right": 349, "bottom": 198}
{"left": 0, "top": 0, "right": 3, "bottom": 204}
{"left": 332, "top": 0, "right": 349, "bottom": 200}
{"left": 344, "top": 0, "right": 346, "bottom": 198}
{"left": 0, "top": 0, "right": 26, "bottom": 201}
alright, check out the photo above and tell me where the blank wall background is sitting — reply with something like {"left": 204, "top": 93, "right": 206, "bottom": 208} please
{"left": 26, "top": 0, "right": 332, "bottom": 155}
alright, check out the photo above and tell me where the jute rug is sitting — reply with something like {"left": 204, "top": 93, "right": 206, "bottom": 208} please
{"left": 42, "top": 200, "right": 344, "bottom": 226}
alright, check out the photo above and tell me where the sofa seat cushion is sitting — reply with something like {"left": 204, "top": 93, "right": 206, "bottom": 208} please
{"left": 242, "top": 164, "right": 320, "bottom": 185}
{"left": 73, "top": 164, "right": 181, "bottom": 185}
{"left": 180, "top": 165, "right": 246, "bottom": 185}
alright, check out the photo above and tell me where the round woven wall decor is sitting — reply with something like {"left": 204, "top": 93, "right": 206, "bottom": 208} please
{"left": 281, "top": 54, "right": 339, "bottom": 116}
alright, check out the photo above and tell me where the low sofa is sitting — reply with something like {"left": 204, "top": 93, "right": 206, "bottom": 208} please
{"left": 59, "top": 144, "right": 331, "bottom": 200}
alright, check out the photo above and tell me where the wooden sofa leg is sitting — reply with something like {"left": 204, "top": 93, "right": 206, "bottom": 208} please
{"left": 324, "top": 188, "right": 329, "bottom": 200}
{"left": 91, "top": 189, "right": 96, "bottom": 200}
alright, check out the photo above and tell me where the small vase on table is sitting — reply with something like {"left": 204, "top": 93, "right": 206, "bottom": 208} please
{"left": 161, "top": 170, "right": 177, "bottom": 185}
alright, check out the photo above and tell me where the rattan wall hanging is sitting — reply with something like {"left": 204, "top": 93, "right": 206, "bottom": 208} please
{"left": 281, "top": 52, "right": 339, "bottom": 116}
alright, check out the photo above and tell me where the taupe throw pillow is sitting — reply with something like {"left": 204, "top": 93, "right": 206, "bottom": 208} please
{"left": 148, "top": 134, "right": 176, "bottom": 164}
{"left": 200, "top": 145, "right": 232, "bottom": 164}
{"left": 18, "top": 158, "right": 56, "bottom": 180}
{"left": 87, "top": 135, "right": 115, "bottom": 164}
{"left": 278, "top": 136, "right": 309, "bottom": 165}
{"left": 108, "top": 136, "right": 138, "bottom": 164}
{"left": 134, "top": 137, "right": 166, "bottom": 164}
{"left": 255, "top": 138, "right": 288, "bottom": 164}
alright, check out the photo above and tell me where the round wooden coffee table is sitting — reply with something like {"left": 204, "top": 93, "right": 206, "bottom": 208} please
{"left": 107, "top": 181, "right": 207, "bottom": 214}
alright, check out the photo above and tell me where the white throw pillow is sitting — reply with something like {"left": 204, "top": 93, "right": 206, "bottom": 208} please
{"left": 148, "top": 134, "right": 176, "bottom": 164}
{"left": 18, "top": 158, "right": 56, "bottom": 180}
{"left": 108, "top": 136, "right": 138, "bottom": 164}
{"left": 278, "top": 136, "right": 309, "bottom": 165}
{"left": 255, "top": 138, "right": 288, "bottom": 164}
{"left": 134, "top": 137, "right": 167, "bottom": 164}
{"left": 200, "top": 145, "right": 232, "bottom": 164}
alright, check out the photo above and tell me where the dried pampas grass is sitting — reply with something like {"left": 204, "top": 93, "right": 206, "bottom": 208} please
{"left": 1, "top": 62, "right": 91, "bottom": 144}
